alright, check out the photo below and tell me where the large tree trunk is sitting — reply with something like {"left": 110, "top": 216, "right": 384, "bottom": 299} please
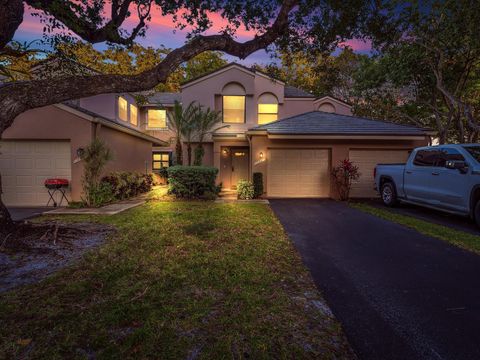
{"left": 0, "top": 172, "right": 13, "bottom": 232}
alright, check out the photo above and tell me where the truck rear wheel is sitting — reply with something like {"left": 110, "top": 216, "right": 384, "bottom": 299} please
{"left": 381, "top": 182, "right": 398, "bottom": 207}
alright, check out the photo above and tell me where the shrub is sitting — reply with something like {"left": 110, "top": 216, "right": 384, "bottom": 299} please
{"left": 252, "top": 172, "right": 264, "bottom": 198}
{"left": 331, "top": 159, "right": 361, "bottom": 201}
{"left": 237, "top": 180, "right": 254, "bottom": 200}
{"left": 167, "top": 165, "right": 219, "bottom": 199}
{"left": 81, "top": 138, "right": 113, "bottom": 207}
{"left": 101, "top": 172, "right": 153, "bottom": 200}
{"left": 86, "top": 182, "right": 115, "bottom": 207}
{"left": 158, "top": 167, "right": 169, "bottom": 182}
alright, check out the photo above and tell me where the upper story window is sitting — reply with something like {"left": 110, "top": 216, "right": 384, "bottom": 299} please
{"left": 130, "top": 104, "right": 138, "bottom": 126}
{"left": 118, "top": 96, "right": 128, "bottom": 121}
{"left": 222, "top": 82, "right": 246, "bottom": 123}
{"left": 258, "top": 93, "right": 279, "bottom": 124}
{"left": 147, "top": 109, "right": 167, "bottom": 129}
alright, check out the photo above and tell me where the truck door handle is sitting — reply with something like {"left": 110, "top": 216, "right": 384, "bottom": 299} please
{"left": 432, "top": 172, "right": 439, "bottom": 176}
{"left": 406, "top": 171, "right": 412, "bottom": 174}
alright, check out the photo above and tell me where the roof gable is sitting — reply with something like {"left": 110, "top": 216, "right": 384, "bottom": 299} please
{"left": 180, "top": 62, "right": 285, "bottom": 89}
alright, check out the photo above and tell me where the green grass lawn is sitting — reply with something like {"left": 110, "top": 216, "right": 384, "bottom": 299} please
{"left": 0, "top": 201, "right": 353, "bottom": 359}
{"left": 352, "top": 203, "right": 480, "bottom": 254}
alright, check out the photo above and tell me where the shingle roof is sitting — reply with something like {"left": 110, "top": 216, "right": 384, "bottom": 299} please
{"left": 145, "top": 92, "right": 181, "bottom": 105}
{"left": 250, "top": 111, "right": 429, "bottom": 136}
{"left": 284, "top": 85, "right": 315, "bottom": 98}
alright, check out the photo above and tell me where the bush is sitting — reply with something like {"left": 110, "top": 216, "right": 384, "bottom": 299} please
{"left": 331, "top": 159, "right": 361, "bottom": 201}
{"left": 83, "top": 182, "right": 115, "bottom": 208}
{"left": 167, "top": 165, "right": 219, "bottom": 199}
{"left": 81, "top": 138, "right": 113, "bottom": 207}
{"left": 253, "top": 172, "right": 264, "bottom": 198}
{"left": 158, "top": 167, "right": 169, "bottom": 182}
{"left": 237, "top": 180, "right": 254, "bottom": 200}
{"left": 101, "top": 172, "right": 153, "bottom": 200}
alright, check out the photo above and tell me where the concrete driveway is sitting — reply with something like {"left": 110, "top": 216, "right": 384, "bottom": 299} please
{"left": 8, "top": 207, "right": 51, "bottom": 221}
{"left": 270, "top": 199, "right": 480, "bottom": 360}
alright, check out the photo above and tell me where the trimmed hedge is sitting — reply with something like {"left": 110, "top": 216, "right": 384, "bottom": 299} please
{"left": 167, "top": 165, "right": 219, "bottom": 199}
{"left": 101, "top": 172, "right": 153, "bottom": 200}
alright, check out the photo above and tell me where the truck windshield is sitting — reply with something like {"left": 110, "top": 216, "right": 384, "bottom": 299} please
{"left": 463, "top": 146, "right": 480, "bottom": 163}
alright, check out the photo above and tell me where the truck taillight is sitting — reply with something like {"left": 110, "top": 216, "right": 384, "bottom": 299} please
{"left": 373, "top": 167, "right": 376, "bottom": 179}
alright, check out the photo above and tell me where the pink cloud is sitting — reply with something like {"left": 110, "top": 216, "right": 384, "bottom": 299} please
{"left": 338, "top": 39, "right": 372, "bottom": 52}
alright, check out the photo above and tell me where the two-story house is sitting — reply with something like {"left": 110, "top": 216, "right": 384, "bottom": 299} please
{"left": 1, "top": 63, "right": 431, "bottom": 206}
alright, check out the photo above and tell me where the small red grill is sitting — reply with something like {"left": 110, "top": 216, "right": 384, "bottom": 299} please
{"left": 44, "top": 178, "right": 70, "bottom": 207}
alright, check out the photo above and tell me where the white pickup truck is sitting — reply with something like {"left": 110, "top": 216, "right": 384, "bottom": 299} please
{"left": 374, "top": 144, "right": 480, "bottom": 226}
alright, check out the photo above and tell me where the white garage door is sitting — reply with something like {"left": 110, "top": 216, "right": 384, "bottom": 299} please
{"left": 0, "top": 141, "right": 71, "bottom": 206}
{"left": 349, "top": 149, "right": 410, "bottom": 198}
{"left": 267, "top": 149, "right": 330, "bottom": 197}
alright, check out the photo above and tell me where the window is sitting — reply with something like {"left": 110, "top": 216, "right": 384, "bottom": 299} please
{"left": 223, "top": 96, "right": 245, "bottom": 123}
{"left": 436, "top": 148, "right": 465, "bottom": 167}
{"left": 463, "top": 145, "right": 480, "bottom": 163}
{"left": 118, "top": 96, "right": 128, "bottom": 121}
{"left": 152, "top": 152, "right": 170, "bottom": 171}
{"left": 258, "top": 93, "right": 279, "bottom": 124}
{"left": 130, "top": 104, "right": 138, "bottom": 126}
{"left": 413, "top": 149, "right": 443, "bottom": 167}
{"left": 258, "top": 104, "right": 278, "bottom": 124}
{"left": 148, "top": 109, "right": 167, "bottom": 129}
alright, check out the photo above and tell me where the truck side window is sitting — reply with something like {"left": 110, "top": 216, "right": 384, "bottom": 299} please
{"left": 413, "top": 149, "right": 442, "bottom": 167}
{"left": 437, "top": 148, "right": 465, "bottom": 168}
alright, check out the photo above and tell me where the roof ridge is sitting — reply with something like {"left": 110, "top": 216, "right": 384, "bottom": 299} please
{"left": 251, "top": 111, "right": 319, "bottom": 130}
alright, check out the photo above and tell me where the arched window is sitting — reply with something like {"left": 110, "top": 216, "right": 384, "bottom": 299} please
{"left": 318, "top": 102, "right": 336, "bottom": 113}
{"left": 222, "top": 83, "right": 246, "bottom": 123}
{"left": 258, "top": 93, "right": 278, "bottom": 124}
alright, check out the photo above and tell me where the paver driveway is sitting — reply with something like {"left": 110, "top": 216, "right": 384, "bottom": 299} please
{"left": 270, "top": 199, "right": 480, "bottom": 360}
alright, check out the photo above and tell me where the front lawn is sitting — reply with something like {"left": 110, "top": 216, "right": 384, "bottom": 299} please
{"left": 352, "top": 203, "right": 480, "bottom": 254}
{"left": 0, "top": 201, "right": 353, "bottom": 359}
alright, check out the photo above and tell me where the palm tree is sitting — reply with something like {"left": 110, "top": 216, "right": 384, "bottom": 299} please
{"left": 193, "top": 107, "right": 227, "bottom": 166}
{"left": 181, "top": 104, "right": 202, "bottom": 166}
{"left": 167, "top": 101, "right": 197, "bottom": 165}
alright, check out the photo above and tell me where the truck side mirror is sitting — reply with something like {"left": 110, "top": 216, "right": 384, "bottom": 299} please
{"left": 445, "top": 160, "right": 468, "bottom": 174}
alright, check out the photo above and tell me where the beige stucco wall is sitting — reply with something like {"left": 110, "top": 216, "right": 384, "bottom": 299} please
{"left": 3, "top": 105, "right": 155, "bottom": 202}
{"left": 280, "top": 99, "right": 315, "bottom": 119}
{"left": 250, "top": 135, "right": 429, "bottom": 199}
{"left": 97, "top": 125, "right": 153, "bottom": 175}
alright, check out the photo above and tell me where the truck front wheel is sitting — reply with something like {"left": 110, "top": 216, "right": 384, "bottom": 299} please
{"left": 381, "top": 182, "right": 398, "bottom": 207}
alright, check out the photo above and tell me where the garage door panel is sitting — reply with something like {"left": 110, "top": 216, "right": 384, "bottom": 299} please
{"left": 349, "top": 149, "right": 410, "bottom": 198}
{"left": 0, "top": 141, "right": 71, "bottom": 206}
{"left": 267, "top": 149, "right": 330, "bottom": 198}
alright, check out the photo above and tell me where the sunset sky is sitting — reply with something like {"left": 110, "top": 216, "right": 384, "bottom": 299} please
{"left": 13, "top": 5, "right": 372, "bottom": 65}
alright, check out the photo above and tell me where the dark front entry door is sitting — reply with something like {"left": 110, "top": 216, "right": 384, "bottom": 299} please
{"left": 230, "top": 148, "right": 249, "bottom": 189}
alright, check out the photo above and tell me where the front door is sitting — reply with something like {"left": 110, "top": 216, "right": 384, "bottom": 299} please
{"left": 230, "top": 148, "right": 249, "bottom": 189}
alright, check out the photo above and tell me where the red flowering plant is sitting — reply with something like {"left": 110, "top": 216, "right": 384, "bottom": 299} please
{"left": 330, "top": 159, "right": 361, "bottom": 201}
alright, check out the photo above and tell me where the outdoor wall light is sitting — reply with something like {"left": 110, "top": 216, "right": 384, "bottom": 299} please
{"left": 259, "top": 151, "right": 264, "bottom": 159}
{"left": 222, "top": 148, "right": 228, "bottom": 156}
{"left": 76, "top": 147, "right": 85, "bottom": 158}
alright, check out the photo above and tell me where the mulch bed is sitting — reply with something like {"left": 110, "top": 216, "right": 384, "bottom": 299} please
{"left": 0, "top": 222, "right": 114, "bottom": 293}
